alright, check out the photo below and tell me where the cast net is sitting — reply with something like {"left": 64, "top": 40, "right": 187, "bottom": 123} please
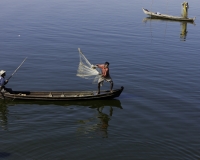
{"left": 77, "top": 48, "right": 100, "bottom": 83}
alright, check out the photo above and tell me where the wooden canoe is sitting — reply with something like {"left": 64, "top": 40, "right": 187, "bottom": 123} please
{"left": 142, "top": 8, "right": 195, "bottom": 22}
{"left": 0, "top": 86, "right": 124, "bottom": 101}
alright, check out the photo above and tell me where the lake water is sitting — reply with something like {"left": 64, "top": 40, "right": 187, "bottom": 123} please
{"left": 0, "top": 0, "right": 200, "bottom": 159}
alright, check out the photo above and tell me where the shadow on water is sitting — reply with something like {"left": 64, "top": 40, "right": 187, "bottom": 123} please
{"left": 142, "top": 17, "right": 196, "bottom": 41}
{"left": 0, "top": 152, "right": 11, "bottom": 158}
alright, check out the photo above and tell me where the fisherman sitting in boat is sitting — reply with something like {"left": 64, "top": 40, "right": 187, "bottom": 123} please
{"left": 0, "top": 70, "right": 9, "bottom": 92}
{"left": 93, "top": 62, "right": 113, "bottom": 94}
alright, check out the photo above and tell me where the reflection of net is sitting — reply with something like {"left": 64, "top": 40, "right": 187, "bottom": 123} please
{"left": 77, "top": 48, "right": 100, "bottom": 83}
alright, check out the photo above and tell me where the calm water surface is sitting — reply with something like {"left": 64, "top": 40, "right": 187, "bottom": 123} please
{"left": 0, "top": 0, "right": 200, "bottom": 159}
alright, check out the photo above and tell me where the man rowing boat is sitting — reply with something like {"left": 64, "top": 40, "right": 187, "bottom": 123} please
{"left": 94, "top": 62, "right": 113, "bottom": 94}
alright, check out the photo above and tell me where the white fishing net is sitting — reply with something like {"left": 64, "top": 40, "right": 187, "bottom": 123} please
{"left": 77, "top": 48, "right": 101, "bottom": 83}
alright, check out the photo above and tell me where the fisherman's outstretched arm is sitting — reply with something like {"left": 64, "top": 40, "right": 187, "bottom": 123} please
{"left": 96, "top": 64, "right": 104, "bottom": 68}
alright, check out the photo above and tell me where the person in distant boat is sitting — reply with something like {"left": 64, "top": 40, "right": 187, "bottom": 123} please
{"left": 93, "top": 62, "right": 113, "bottom": 94}
{"left": 0, "top": 70, "right": 9, "bottom": 92}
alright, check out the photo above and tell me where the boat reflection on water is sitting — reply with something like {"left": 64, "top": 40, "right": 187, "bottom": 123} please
{"left": 180, "top": 21, "right": 188, "bottom": 41}
{"left": 0, "top": 102, "right": 8, "bottom": 130}
{"left": 0, "top": 99, "right": 122, "bottom": 137}
{"left": 142, "top": 17, "right": 195, "bottom": 41}
{"left": 1, "top": 99, "right": 122, "bottom": 108}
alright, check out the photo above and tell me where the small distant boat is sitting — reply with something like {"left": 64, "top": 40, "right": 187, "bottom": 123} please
{"left": 142, "top": 8, "right": 195, "bottom": 22}
{"left": 0, "top": 87, "right": 124, "bottom": 101}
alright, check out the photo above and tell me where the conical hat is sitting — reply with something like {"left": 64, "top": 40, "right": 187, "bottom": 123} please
{"left": 0, "top": 70, "right": 6, "bottom": 76}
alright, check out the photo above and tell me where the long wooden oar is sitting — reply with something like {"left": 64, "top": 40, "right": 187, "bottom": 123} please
{"left": 7, "top": 57, "right": 27, "bottom": 80}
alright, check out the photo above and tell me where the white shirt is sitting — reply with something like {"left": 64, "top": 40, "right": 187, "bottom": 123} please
{"left": 0, "top": 76, "right": 5, "bottom": 86}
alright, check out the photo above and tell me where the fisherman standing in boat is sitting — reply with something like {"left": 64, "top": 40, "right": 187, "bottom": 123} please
{"left": 93, "top": 62, "right": 113, "bottom": 94}
{"left": 0, "top": 70, "right": 9, "bottom": 92}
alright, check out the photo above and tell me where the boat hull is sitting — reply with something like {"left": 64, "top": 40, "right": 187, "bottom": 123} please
{"left": 142, "top": 8, "right": 195, "bottom": 22}
{"left": 0, "top": 87, "right": 124, "bottom": 101}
